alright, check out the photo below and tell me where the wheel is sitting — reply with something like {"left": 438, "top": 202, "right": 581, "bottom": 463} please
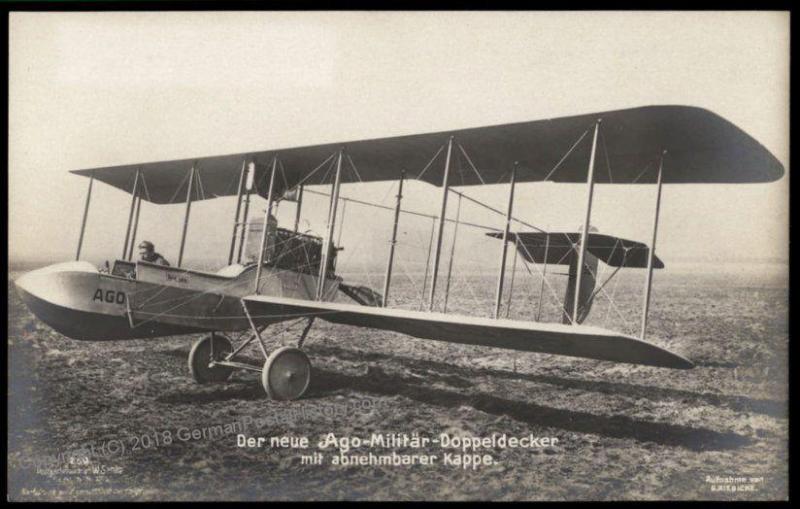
{"left": 188, "top": 334, "right": 234, "bottom": 383}
{"left": 261, "top": 347, "right": 311, "bottom": 400}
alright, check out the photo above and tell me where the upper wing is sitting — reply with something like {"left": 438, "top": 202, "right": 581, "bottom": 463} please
{"left": 71, "top": 105, "right": 783, "bottom": 204}
{"left": 487, "top": 231, "right": 664, "bottom": 269}
{"left": 242, "top": 295, "right": 692, "bottom": 369}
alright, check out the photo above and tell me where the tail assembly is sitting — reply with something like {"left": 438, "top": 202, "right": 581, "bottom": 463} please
{"left": 562, "top": 251, "right": 599, "bottom": 324}
{"left": 487, "top": 229, "right": 663, "bottom": 325}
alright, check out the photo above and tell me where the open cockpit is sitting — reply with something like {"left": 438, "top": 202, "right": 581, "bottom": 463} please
{"left": 107, "top": 227, "right": 339, "bottom": 282}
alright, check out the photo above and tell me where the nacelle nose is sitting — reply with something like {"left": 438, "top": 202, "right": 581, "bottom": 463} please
{"left": 14, "top": 261, "right": 98, "bottom": 304}
{"left": 13, "top": 271, "right": 34, "bottom": 294}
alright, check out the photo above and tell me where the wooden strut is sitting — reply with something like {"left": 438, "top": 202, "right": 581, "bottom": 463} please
{"left": 224, "top": 325, "right": 267, "bottom": 362}
{"left": 240, "top": 300, "right": 270, "bottom": 359}
{"left": 536, "top": 232, "right": 550, "bottom": 322}
{"left": 505, "top": 236, "right": 520, "bottom": 318}
{"left": 298, "top": 318, "right": 315, "bottom": 349}
{"left": 228, "top": 159, "right": 248, "bottom": 265}
{"left": 125, "top": 295, "right": 136, "bottom": 329}
{"left": 254, "top": 157, "right": 278, "bottom": 294}
{"left": 75, "top": 172, "right": 94, "bottom": 261}
{"left": 419, "top": 217, "right": 436, "bottom": 310}
{"left": 126, "top": 193, "right": 142, "bottom": 261}
{"left": 443, "top": 193, "right": 463, "bottom": 314}
{"left": 317, "top": 150, "right": 344, "bottom": 300}
{"left": 122, "top": 169, "right": 141, "bottom": 260}
{"left": 237, "top": 185, "right": 252, "bottom": 264}
{"left": 177, "top": 165, "right": 196, "bottom": 267}
{"left": 572, "top": 120, "right": 601, "bottom": 324}
{"left": 223, "top": 333, "right": 248, "bottom": 360}
{"left": 336, "top": 200, "right": 347, "bottom": 247}
{"left": 494, "top": 162, "right": 518, "bottom": 319}
{"left": 427, "top": 136, "right": 455, "bottom": 311}
{"left": 382, "top": 170, "right": 405, "bottom": 307}
{"left": 294, "top": 184, "right": 304, "bottom": 233}
{"left": 641, "top": 151, "right": 666, "bottom": 340}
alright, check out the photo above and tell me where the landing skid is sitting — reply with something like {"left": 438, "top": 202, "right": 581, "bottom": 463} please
{"left": 187, "top": 302, "right": 316, "bottom": 400}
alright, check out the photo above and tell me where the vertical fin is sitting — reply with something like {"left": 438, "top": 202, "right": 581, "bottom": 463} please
{"left": 562, "top": 252, "right": 599, "bottom": 324}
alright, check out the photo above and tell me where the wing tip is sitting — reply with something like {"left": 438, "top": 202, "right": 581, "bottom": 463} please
{"left": 647, "top": 344, "right": 694, "bottom": 369}
{"left": 670, "top": 354, "right": 695, "bottom": 370}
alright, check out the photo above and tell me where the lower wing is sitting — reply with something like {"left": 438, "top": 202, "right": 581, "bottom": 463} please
{"left": 242, "top": 295, "right": 693, "bottom": 369}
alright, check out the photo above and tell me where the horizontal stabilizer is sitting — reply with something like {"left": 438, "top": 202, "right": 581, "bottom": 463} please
{"left": 487, "top": 231, "right": 664, "bottom": 269}
{"left": 242, "top": 295, "right": 693, "bottom": 369}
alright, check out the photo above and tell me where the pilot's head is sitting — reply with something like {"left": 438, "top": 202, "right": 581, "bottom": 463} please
{"left": 138, "top": 240, "right": 155, "bottom": 260}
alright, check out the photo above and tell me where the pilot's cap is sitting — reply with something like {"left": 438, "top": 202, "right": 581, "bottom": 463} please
{"left": 138, "top": 240, "right": 154, "bottom": 250}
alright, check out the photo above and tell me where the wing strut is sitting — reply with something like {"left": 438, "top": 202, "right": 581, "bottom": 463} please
{"left": 126, "top": 189, "right": 142, "bottom": 261}
{"left": 254, "top": 157, "right": 278, "bottom": 294}
{"left": 317, "top": 150, "right": 344, "bottom": 300}
{"left": 640, "top": 151, "right": 666, "bottom": 339}
{"left": 573, "top": 120, "right": 601, "bottom": 324}
{"left": 176, "top": 166, "right": 195, "bottom": 267}
{"left": 443, "top": 193, "right": 463, "bottom": 313}
{"left": 293, "top": 184, "right": 304, "bottom": 233}
{"left": 122, "top": 169, "right": 141, "bottom": 260}
{"left": 419, "top": 217, "right": 436, "bottom": 310}
{"left": 505, "top": 235, "right": 520, "bottom": 318}
{"left": 535, "top": 232, "right": 550, "bottom": 322}
{"left": 494, "top": 162, "right": 518, "bottom": 318}
{"left": 75, "top": 172, "right": 94, "bottom": 261}
{"left": 227, "top": 158, "right": 248, "bottom": 265}
{"left": 382, "top": 170, "right": 405, "bottom": 307}
{"left": 236, "top": 165, "right": 253, "bottom": 264}
{"left": 336, "top": 200, "right": 347, "bottom": 246}
{"left": 427, "top": 136, "right": 455, "bottom": 311}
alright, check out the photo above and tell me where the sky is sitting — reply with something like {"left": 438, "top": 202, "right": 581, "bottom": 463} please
{"left": 8, "top": 11, "right": 789, "bottom": 274}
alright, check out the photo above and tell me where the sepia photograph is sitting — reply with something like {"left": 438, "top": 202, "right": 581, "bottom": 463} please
{"left": 7, "top": 10, "right": 789, "bottom": 501}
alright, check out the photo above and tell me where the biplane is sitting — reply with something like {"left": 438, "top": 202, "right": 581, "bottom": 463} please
{"left": 15, "top": 105, "right": 783, "bottom": 400}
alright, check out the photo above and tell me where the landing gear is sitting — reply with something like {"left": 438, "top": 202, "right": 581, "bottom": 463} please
{"left": 188, "top": 333, "right": 234, "bottom": 383}
{"left": 186, "top": 302, "right": 316, "bottom": 400}
{"left": 262, "top": 347, "right": 312, "bottom": 400}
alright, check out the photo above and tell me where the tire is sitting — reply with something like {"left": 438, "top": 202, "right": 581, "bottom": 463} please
{"left": 188, "top": 334, "right": 234, "bottom": 383}
{"left": 261, "top": 347, "right": 311, "bottom": 400}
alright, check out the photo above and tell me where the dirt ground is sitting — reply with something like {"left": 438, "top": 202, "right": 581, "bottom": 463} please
{"left": 7, "top": 268, "right": 789, "bottom": 501}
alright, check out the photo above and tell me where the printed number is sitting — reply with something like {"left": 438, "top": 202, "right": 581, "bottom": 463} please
{"left": 129, "top": 431, "right": 172, "bottom": 451}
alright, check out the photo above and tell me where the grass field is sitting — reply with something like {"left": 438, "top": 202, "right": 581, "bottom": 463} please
{"left": 7, "top": 266, "right": 788, "bottom": 501}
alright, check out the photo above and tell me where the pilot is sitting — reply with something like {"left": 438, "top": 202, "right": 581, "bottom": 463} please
{"left": 138, "top": 241, "right": 171, "bottom": 266}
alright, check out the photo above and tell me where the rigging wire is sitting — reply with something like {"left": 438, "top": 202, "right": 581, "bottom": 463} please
{"left": 301, "top": 188, "right": 502, "bottom": 232}
{"left": 124, "top": 124, "right": 662, "bottom": 334}
{"left": 542, "top": 127, "right": 591, "bottom": 182}
{"left": 600, "top": 128, "right": 614, "bottom": 184}
{"left": 140, "top": 170, "right": 152, "bottom": 202}
{"left": 414, "top": 143, "right": 446, "bottom": 182}
{"left": 515, "top": 240, "right": 573, "bottom": 324}
{"left": 196, "top": 168, "right": 207, "bottom": 201}
{"left": 164, "top": 168, "right": 192, "bottom": 205}
{"left": 456, "top": 142, "right": 486, "bottom": 185}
